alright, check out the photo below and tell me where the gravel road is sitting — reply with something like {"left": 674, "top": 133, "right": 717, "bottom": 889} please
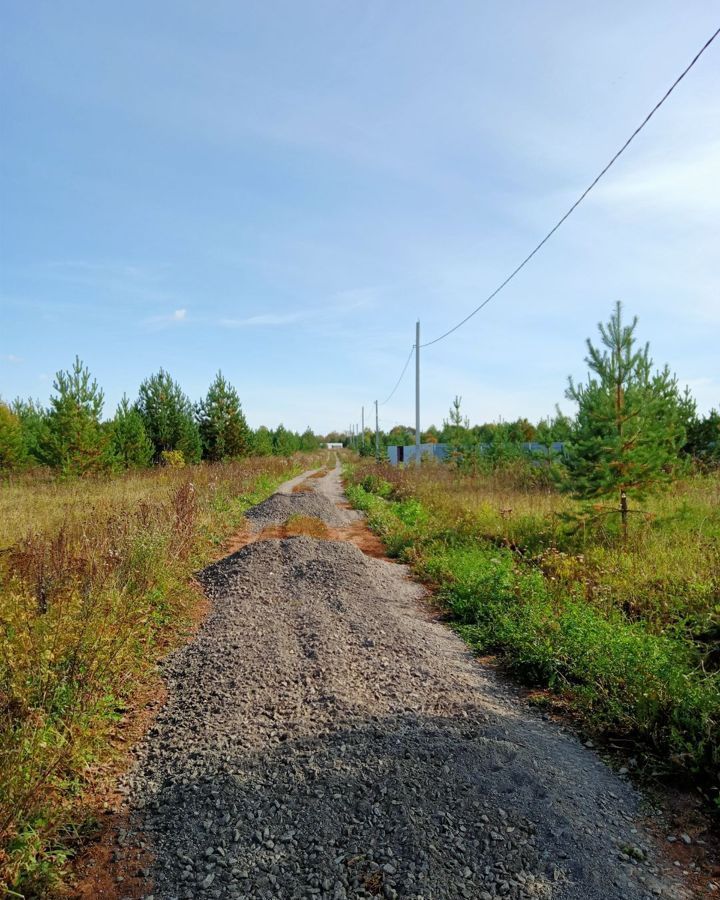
{"left": 122, "top": 464, "right": 686, "bottom": 900}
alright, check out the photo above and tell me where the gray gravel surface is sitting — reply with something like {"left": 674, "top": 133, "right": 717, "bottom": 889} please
{"left": 122, "top": 468, "right": 686, "bottom": 900}
{"left": 243, "top": 491, "right": 352, "bottom": 531}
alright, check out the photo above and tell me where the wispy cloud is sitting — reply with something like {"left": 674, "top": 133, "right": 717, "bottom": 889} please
{"left": 3, "top": 354, "right": 23, "bottom": 363}
{"left": 39, "top": 260, "right": 174, "bottom": 305}
{"left": 590, "top": 142, "right": 720, "bottom": 220}
{"left": 219, "top": 289, "right": 378, "bottom": 330}
{"left": 220, "top": 311, "right": 309, "bottom": 327}
{"left": 143, "top": 308, "right": 188, "bottom": 329}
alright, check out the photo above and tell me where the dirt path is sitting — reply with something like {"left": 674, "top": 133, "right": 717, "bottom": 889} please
{"left": 116, "top": 465, "right": 687, "bottom": 899}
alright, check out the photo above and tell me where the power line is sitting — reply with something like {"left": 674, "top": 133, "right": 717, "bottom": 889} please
{"left": 421, "top": 24, "right": 720, "bottom": 349}
{"left": 379, "top": 345, "right": 415, "bottom": 405}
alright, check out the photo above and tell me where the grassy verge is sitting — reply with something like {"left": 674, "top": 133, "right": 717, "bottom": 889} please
{"left": 345, "top": 462, "right": 720, "bottom": 806}
{"left": 0, "top": 454, "right": 323, "bottom": 894}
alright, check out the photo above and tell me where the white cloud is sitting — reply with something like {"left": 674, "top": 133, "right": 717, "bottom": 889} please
{"left": 218, "top": 290, "right": 375, "bottom": 329}
{"left": 590, "top": 142, "right": 720, "bottom": 220}
{"left": 3, "top": 354, "right": 23, "bottom": 363}
{"left": 220, "top": 311, "right": 307, "bottom": 327}
{"left": 143, "top": 308, "right": 188, "bottom": 328}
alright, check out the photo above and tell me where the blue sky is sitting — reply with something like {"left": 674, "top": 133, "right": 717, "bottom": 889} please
{"left": 1, "top": 2, "right": 718, "bottom": 433}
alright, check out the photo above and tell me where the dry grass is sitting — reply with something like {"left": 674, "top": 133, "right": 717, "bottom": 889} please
{"left": 373, "top": 461, "right": 720, "bottom": 629}
{"left": 0, "top": 454, "right": 323, "bottom": 894}
{"left": 284, "top": 514, "right": 330, "bottom": 539}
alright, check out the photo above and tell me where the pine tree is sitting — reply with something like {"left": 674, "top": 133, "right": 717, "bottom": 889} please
{"left": 299, "top": 427, "right": 319, "bottom": 451}
{"left": 442, "top": 396, "right": 471, "bottom": 462}
{"left": 272, "top": 424, "right": 299, "bottom": 457}
{"left": 0, "top": 402, "right": 24, "bottom": 470}
{"left": 563, "top": 302, "right": 687, "bottom": 535}
{"left": 196, "top": 372, "right": 251, "bottom": 461}
{"left": 110, "top": 396, "right": 154, "bottom": 469}
{"left": 42, "top": 357, "right": 109, "bottom": 475}
{"left": 252, "top": 426, "right": 274, "bottom": 456}
{"left": 685, "top": 407, "right": 720, "bottom": 463}
{"left": 136, "top": 370, "right": 202, "bottom": 464}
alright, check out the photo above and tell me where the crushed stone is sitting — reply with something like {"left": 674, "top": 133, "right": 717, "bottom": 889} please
{"left": 121, "top": 468, "right": 686, "bottom": 900}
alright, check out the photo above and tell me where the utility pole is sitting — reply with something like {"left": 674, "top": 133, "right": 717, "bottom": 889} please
{"left": 415, "top": 320, "right": 421, "bottom": 467}
{"left": 361, "top": 406, "right": 365, "bottom": 451}
{"left": 375, "top": 399, "right": 380, "bottom": 462}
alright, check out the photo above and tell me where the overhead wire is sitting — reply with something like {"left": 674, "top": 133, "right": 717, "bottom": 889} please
{"left": 420, "top": 24, "right": 720, "bottom": 349}
{"left": 378, "top": 344, "right": 415, "bottom": 405}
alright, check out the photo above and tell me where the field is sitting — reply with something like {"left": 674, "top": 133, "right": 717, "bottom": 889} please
{"left": 0, "top": 453, "right": 327, "bottom": 893}
{"left": 346, "top": 459, "right": 720, "bottom": 803}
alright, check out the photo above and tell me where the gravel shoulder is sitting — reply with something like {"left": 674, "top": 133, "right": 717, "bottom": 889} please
{"left": 121, "top": 464, "right": 688, "bottom": 900}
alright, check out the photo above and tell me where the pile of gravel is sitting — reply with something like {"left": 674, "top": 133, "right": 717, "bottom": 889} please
{"left": 119, "top": 483, "right": 684, "bottom": 900}
{"left": 243, "top": 492, "right": 350, "bottom": 531}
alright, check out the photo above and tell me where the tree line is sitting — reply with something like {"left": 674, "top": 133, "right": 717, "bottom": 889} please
{"left": 0, "top": 363, "right": 323, "bottom": 475}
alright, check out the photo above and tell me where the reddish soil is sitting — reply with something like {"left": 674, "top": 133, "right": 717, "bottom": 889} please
{"left": 69, "top": 586, "right": 211, "bottom": 897}
{"left": 221, "top": 518, "right": 390, "bottom": 560}
{"left": 69, "top": 681, "right": 165, "bottom": 898}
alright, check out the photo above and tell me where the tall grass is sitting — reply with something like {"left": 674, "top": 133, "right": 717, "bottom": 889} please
{"left": 0, "top": 454, "right": 322, "bottom": 893}
{"left": 346, "top": 460, "right": 720, "bottom": 802}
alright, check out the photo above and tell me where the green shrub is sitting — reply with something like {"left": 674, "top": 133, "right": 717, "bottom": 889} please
{"left": 0, "top": 403, "right": 24, "bottom": 470}
{"left": 160, "top": 449, "right": 186, "bottom": 467}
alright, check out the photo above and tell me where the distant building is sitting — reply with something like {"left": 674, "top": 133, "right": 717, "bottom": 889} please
{"left": 326, "top": 442, "right": 344, "bottom": 449}
{"left": 387, "top": 443, "right": 449, "bottom": 465}
{"left": 386, "top": 442, "right": 565, "bottom": 465}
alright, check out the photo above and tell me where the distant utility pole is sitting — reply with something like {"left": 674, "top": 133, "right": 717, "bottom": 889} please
{"left": 415, "top": 320, "right": 421, "bottom": 467}
{"left": 361, "top": 406, "right": 365, "bottom": 450}
{"left": 375, "top": 399, "right": 380, "bottom": 462}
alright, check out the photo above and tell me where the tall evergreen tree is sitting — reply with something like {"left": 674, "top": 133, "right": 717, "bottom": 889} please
{"left": 196, "top": 372, "right": 251, "bottom": 461}
{"left": 42, "top": 357, "right": 109, "bottom": 475}
{"left": 136, "top": 369, "right": 202, "bottom": 464}
{"left": 563, "top": 302, "right": 687, "bottom": 534}
{"left": 110, "top": 396, "right": 154, "bottom": 469}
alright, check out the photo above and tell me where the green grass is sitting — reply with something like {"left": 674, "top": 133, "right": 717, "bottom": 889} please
{"left": 0, "top": 453, "right": 327, "bottom": 894}
{"left": 345, "top": 463, "right": 720, "bottom": 803}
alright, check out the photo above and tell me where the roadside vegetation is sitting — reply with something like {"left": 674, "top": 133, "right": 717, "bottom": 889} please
{"left": 0, "top": 358, "right": 333, "bottom": 893}
{"left": 347, "top": 304, "right": 719, "bottom": 807}
{"left": 0, "top": 454, "right": 331, "bottom": 894}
